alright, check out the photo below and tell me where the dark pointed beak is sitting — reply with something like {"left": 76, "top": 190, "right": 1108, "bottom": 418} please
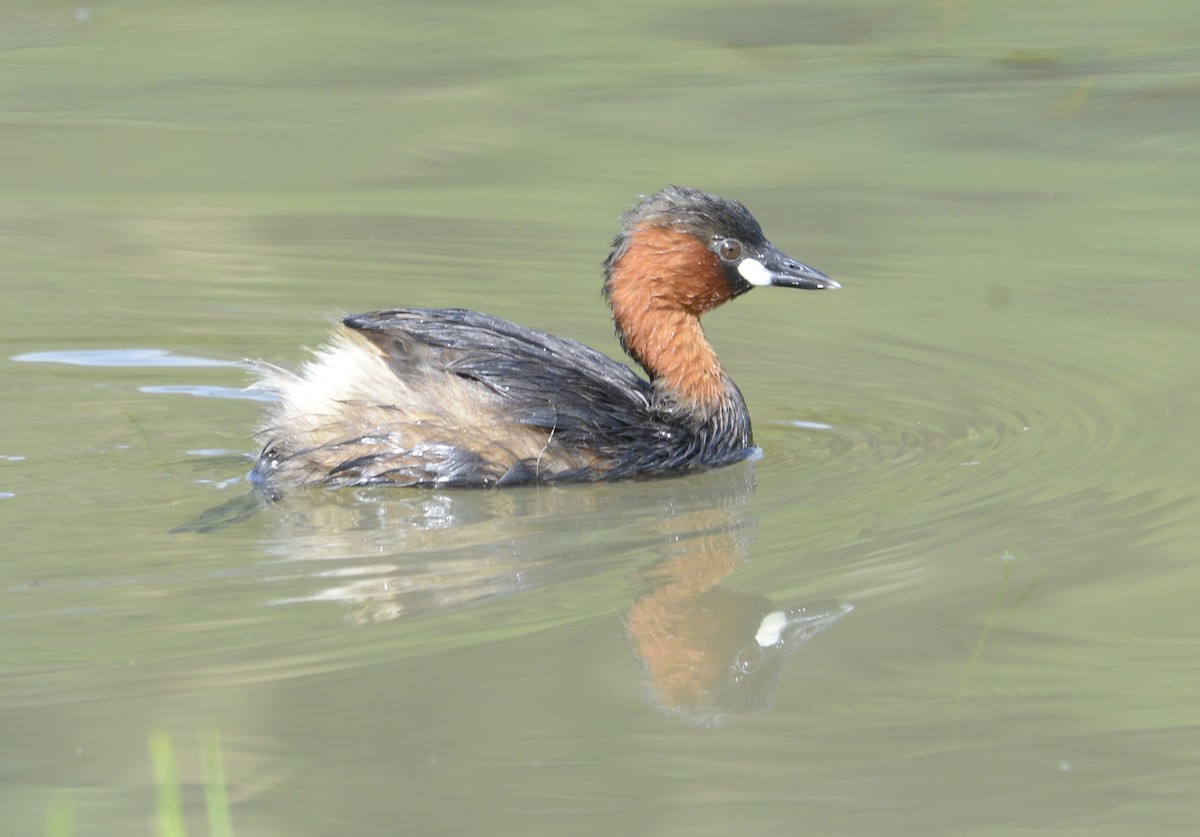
{"left": 760, "top": 243, "right": 840, "bottom": 290}
{"left": 738, "top": 242, "right": 839, "bottom": 290}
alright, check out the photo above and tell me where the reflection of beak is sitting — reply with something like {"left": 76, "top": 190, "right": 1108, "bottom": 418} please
{"left": 755, "top": 603, "right": 854, "bottom": 648}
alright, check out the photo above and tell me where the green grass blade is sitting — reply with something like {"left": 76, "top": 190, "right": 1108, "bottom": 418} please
{"left": 201, "top": 731, "right": 235, "bottom": 837}
{"left": 149, "top": 730, "right": 188, "bottom": 837}
{"left": 45, "top": 797, "right": 74, "bottom": 837}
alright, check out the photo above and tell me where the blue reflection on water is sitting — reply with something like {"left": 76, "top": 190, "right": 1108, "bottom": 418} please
{"left": 13, "top": 348, "right": 236, "bottom": 368}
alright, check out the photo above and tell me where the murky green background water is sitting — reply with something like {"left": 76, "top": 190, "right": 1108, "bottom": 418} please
{"left": 3, "top": 1, "right": 1199, "bottom": 834}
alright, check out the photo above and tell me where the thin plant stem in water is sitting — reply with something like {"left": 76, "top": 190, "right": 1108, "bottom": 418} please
{"left": 958, "top": 551, "right": 1040, "bottom": 700}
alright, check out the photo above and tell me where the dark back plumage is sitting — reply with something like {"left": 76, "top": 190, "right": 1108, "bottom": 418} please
{"left": 341, "top": 309, "right": 753, "bottom": 484}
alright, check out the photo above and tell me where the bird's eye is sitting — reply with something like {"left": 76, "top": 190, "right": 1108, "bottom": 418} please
{"left": 733, "top": 646, "right": 761, "bottom": 674}
{"left": 717, "top": 239, "right": 742, "bottom": 261}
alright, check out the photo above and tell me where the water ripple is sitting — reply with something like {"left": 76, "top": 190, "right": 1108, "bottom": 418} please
{"left": 13, "top": 348, "right": 236, "bottom": 368}
{"left": 766, "top": 328, "right": 1187, "bottom": 540}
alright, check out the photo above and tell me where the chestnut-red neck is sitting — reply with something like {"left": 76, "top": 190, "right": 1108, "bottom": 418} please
{"left": 605, "top": 225, "right": 735, "bottom": 411}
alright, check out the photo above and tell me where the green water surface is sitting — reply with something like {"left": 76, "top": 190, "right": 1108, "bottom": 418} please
{"left": 2, "top": 2, "right": 1199, "bottom": 834}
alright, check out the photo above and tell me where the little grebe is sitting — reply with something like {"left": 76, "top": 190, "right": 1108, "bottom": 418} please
{"left": 253, "top": 186, "right": 838, "bottom": 489}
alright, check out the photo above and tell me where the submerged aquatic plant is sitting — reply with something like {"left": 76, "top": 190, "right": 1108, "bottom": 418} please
{"left": 47, "top": 730, "right": 234, "bottom": 837}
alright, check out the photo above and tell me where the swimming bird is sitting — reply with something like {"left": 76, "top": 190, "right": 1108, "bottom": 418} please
{"left": 252, "top": 186, "right": 838, "bottom": 489}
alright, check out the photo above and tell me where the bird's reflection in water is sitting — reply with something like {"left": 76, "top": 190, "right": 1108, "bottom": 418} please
{"left": 241, "top": 461, "right": 850, "bottom": 725}
{"left": 627, "top": 513, "right": 850, "bottom": 725}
